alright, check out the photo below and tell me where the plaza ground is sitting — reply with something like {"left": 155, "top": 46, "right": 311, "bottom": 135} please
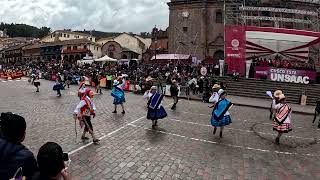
{"left": 0, "top": 79, "right": 320, "bottom": 180}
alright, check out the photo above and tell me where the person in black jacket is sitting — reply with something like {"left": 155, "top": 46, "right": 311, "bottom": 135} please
{"left": 0, "top": 112, "right": 38, "bottom": 179}
{"left": 32, "top": 142, "right": 71, "bottom": 180}
{"left": 170, "top": 80, "right": 179, "bottom": 110}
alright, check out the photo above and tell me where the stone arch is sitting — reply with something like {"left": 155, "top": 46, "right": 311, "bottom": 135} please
{"left": 122, "top": 54, "right": 128, "bottom": 59}
{"left": 75, "top": 54, "right": 81, "bottom": 60}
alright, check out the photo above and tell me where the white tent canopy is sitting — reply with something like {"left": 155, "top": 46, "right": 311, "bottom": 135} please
{"left": 95, "top": 55, "right": 117, "bottom": 62}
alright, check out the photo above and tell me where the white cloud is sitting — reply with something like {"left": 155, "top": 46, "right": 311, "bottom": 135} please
{"left": 0, "top": 0, "right": 170, "bottom": 33}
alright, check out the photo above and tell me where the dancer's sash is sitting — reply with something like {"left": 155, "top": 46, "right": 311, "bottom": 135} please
{"left": 275, "top": 104, "right": 291, "bottom": 124}
{"left": 111, "top": 86, "right": 124, "bottom": 99}
{"left": 148, "top": 93, "right": 163, "bottom": 110}
{"left": 213, "top": 99, "right": 233, "bottom": 120}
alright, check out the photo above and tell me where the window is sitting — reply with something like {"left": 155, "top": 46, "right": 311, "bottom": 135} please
{"left": 50, "top": 35, "right": 53, "bottom": 38}
{"left": 108, "top": 45, "right": 115, "bottom": 51}
{"left": 109, "top": 52, "right": 114, "bottom": 58}
{"left": 183, "top": 27, "right": 188, "bottom": 32}
{"left": 216, "top": 11, "right": 223, "bottom": 23}
{"left": 84, "top": 45, "right": 87, "bottom": 49}
{"left": 64, "top": 34, "right": 66, "bottom": 37}
{"left": 73, "top": 46, "right": 77, "bottom": 50}
{"left": 90, "top": 38, "right": 92, "bottom": 41}
{"left": 67, "top": 46, "right": 71, "bottom": 50}
{"left": 67, "top": 34, "right": 70, "bottom": 38}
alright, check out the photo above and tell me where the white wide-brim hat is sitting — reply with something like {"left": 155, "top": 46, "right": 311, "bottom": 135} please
{"left": 113, "top": 80, "right": 119, "bottom": 86}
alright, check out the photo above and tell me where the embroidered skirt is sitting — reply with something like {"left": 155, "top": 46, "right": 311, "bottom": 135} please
{"left": 211, "top": 115, "right": 232, "bottom": 127}
{"left": 113, "top": 97, "right": 126, "bottom": 105}
{"left": 273, "top": 122, "right": 292, "bottom": 133}
{"left": 147, "top": 106, "right": 167, "bottom": 120}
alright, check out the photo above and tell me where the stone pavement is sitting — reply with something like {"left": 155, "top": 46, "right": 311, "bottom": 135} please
{"left": 1, "top": 79, "right": 320, "bottom": 180}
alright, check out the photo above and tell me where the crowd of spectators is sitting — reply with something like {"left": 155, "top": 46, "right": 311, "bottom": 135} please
{"left": 253, "top": 57, "right": 315, "bottom": 71}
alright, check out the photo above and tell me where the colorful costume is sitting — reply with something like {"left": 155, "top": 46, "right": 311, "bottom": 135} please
{"left": 78, "top": 82, "right": 87, "bottom": 99}
{"left": 33, "top": 76, "right": 40, "bottom": 87}
{"left": 147, "top": 93, "right": 167, "bottom": 120}
{"left": 211, "top": 99, "right": 233, "bottom": 127}
{"left": 209, "top": 92, "right": 219, "bottom": 104}
{"left": 74, "top": 95, "right": 96, "bottom": 133}
{"left": 111, "top": 81, "right": 126, "bottom": 105}
{"left": 272, "top": 100, "right": 292, "bottom": 133}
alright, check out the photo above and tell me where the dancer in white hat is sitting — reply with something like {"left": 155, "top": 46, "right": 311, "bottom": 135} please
{"left": 210, "top": 89, "right": 233, "bottom": 138}
{"left": 272, "top": 93, "right": 292, "bottom": 145}
{"left": 144, "top": 86, "right": 167, "bottom": 128}
{"left": 111, "top": 77, "right": 126, "bottom": 114}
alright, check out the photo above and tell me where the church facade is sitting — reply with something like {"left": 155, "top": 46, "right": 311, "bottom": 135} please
{"left": 167, "top": 0, "right": 225, "bottom": 62}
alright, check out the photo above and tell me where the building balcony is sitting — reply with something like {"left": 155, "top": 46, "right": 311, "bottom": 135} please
{"left": 62, "top": 48, "right": 89, "bottom": 54}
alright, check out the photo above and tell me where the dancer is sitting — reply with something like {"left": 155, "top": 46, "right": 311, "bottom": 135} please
{"left": 268, "top": 90, "right": 283, "bottom": 120}
{"left": 208, "top": 84, "right": 220, "bottom": 108}
{"left": 272, "top": 93, "right": 292, "bottom": 145}
{"left": 73, "top": 89, "right": 100, "bottom": 144}
{"left": 78, "top": 80, "right": 87, "bottom": 100}
{"left": 111, "top": 77, "right": 126, "bottom": 114}
{"left": 170, "top": 80, "right": 179, "bottom": 110}
{"left": 210, "top": 89, "right": 233, "bottom": 138}
{"left": 33, "top": 74, "right": 40, "bottom": 92}
{"left": 145, "top": 86, "right": 167, "bottom": 128}
{"left": 53, "top": 77, "right": 64, "bottom": 97}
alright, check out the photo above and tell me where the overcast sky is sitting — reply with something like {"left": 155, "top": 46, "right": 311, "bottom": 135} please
{"left": 0, "top": 0, "right": 170, "bottom": 33}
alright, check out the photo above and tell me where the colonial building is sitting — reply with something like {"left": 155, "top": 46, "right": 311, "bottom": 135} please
{"left": 151, "top": 27, "right": 169, "bottom": 54}
{"left": 0, "top": 37, "right": 36, "bottom": 51}
{"left": 99, "top": 33, "right": 151, "bottom": 60}
{"left": 61, "top": 39, "right": 102, "bottom": 63}
{"left": 167, "top": 0, "right": 320, "bottom": 63}
{"left": 2, "top": 44, "right": 28, "bottom": 64}
{"left": 168, "top": 0, "right": 225, "bottom": 61}
{"left": 22, "top": 43, "right": 42, "bottom": 62}
{"left": 40, "top": 30, "right": 96, "bottom": 43}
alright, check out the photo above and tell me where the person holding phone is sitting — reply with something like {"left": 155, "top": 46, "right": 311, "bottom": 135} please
{"left": 31, "top": 142, "right": 71, "bottom": 180}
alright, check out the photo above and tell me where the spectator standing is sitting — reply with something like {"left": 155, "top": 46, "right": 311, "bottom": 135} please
{"left": 32, "top": 142, "right": 71, "bottom": 180}
{"left": 170, "top": 80, "right": 179, "bottom": 110}
{"left": 0, "top": 112, "right": 38, "bottom": 179}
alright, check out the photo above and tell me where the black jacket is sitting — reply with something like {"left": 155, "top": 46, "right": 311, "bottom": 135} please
{"left": 170, "top": 85, "right": 179, "bottom": 96}
{"left": 0, "top": 138, "right": 38, "bottom": 179}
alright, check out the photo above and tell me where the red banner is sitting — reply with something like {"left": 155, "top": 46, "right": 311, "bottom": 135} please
{"left": 224, "top": 25, "right": 246, "bottom": 75}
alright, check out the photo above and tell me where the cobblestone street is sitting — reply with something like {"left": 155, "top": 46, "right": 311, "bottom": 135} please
{"left": 1, "top": 79, "right": 320, "bottom": 180}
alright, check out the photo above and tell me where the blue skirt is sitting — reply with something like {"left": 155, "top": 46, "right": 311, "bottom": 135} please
{"left": 147, "top": 106, "right": 167, "bottom": 120}
{"left": 211, "top": 115, "right": 232, "bottom": 127}
{"left": 113, "top": 97, "right": 126, "bottom": 105}
{"left": 53, "top": 83, "right": 64, "bottom": 91}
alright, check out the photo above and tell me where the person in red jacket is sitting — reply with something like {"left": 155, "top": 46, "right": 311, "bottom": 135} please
{"left": 73, "top": 89, "right": 100, "bottom": 145}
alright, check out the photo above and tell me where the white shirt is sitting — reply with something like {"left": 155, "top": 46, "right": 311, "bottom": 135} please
{"left": 143, "top": 92, "right": 163, "bottom": 109}
{"left": 209, "top": 92, "right": 219, "bottom": 103}
{"left": 74, "top": 97, "right": 96, "bottom": 115}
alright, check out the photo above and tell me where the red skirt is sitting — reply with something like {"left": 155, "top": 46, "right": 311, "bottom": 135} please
{"left": 273, "top": 122, "right": 292, "bottom": 133}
